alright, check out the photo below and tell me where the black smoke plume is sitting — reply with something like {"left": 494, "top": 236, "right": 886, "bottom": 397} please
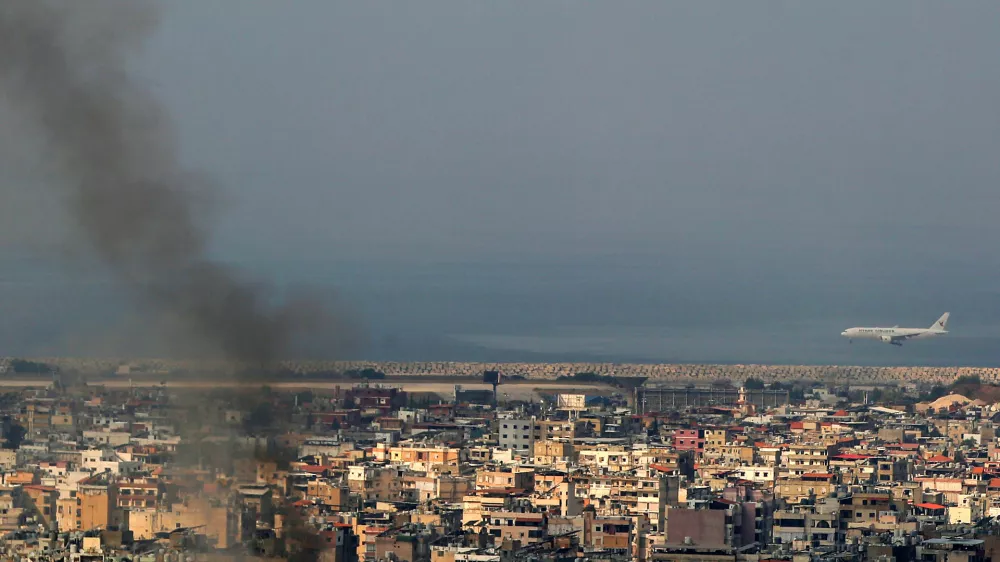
{"left": 0, "top": 1, "right": 330, "bottom": 365}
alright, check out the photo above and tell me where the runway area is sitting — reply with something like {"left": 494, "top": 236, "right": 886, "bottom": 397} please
{"left": 0, "top": 378, "right": 615, "bottom": 401}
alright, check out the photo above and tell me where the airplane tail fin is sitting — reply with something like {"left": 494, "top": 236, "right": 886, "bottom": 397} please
{"left": 931, "top": 312, "right": 950, "bottom": 331}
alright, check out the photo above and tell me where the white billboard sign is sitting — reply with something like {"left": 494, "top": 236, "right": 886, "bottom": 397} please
{"left": 557, "top": 394, "right": 587, "bottom": 410}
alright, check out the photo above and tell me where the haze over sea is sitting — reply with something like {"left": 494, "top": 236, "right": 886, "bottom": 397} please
{"left": 2, "top": 254, "right": 998, "bottom": 368}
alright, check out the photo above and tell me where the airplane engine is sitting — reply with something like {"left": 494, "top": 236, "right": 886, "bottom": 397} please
{"left": 880, "top": 335, "right": 893, "bottom": 343}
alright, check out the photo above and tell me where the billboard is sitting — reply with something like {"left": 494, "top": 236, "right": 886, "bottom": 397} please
{"left": 557, "top": 394, "right": 587, "bottom": 410}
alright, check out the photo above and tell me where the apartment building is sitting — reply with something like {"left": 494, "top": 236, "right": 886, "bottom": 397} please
{"left": 533, "top": 440, "right": 575, "bottom": 465}
{"left": 348, "top": 465, "right": 405, "bottom": 502}
{"left": 486, "top": 511, "right": 546, "bottom": 546}
{"left": 772, "top": 499, "right": 839, "bottom": 549}
{"left": 673, "top": 429, "right": 705, "bottom": 455}
{"left": 782, "top": 444, "right": 834, "bottom": 478}
{"left": 476, "top": 466, "right": 535, "bottom": 492}
{"left": 497, "top": 418, "right": 539, "bottom": 453}
{"left": 775, "top": 473, "right": 835, "bottom": 504}
{"left": 575, "top": 473, "right": 680, "bottom": 531}
{"left": 389, "top": 445, "right": 464, "bottom": 472}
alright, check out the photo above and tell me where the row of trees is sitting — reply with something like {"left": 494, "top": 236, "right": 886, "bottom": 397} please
{"left": 4, "top": 359, "right": 56, "bottom": 375}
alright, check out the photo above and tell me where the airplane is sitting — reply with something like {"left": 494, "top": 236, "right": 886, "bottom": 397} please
{"left": 841, "top": 313, "right": 949, "bottom": 346}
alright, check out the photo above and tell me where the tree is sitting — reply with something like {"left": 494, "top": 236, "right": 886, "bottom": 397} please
{"left": 868, "top": 388, "right": 884, "bottom": 404}
{"left": 744, "top": 377, "right": 765, "bottom": 390}
{"left": 927, "top": 385, "right": 948, "bottom": 401}
{"left": 10, "top": 359, "right": 54, "bottom": 375}
{"left": 345, "top": 368, "right": 385, "bottom": 380}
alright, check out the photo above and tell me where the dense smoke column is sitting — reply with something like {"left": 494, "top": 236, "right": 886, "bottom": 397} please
{"left": 0, "top": 1, "right": 325, "bottom": 366}
{"left": 1, "top": 3, "right": 332, "bottom": 559}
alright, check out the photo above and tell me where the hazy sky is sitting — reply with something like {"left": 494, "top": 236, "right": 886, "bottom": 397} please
{"left": 133, "top": 1, "right": 1000, "bottom": 268}
{"left": 3, "top": 1, "right": 1000, "bottom": 363}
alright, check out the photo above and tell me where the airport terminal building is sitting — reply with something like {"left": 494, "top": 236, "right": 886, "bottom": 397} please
{"left": 635, "top": 384, "right": 790, "bottom": 414}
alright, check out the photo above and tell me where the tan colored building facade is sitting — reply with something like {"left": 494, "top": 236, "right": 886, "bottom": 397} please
{"left": 127, "top": 497, "right": 237, "bottom": 549}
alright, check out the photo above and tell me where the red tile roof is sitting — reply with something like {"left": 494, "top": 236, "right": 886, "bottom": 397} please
{"left": 835, "top": 454, "right": 871, "bottom": 460}
{"left": 925, "top": 455, "right": 953, "bottom": 463}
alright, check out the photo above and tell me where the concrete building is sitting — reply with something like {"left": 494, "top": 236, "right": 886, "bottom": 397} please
{"left": 497, "top": 418, "right": 537, "bottom": 453}
{"left": 636, "top": 386, "right": 790, "bottom": 413}
{"left": 486, "top": 511, "right": 546, "bottom": 546}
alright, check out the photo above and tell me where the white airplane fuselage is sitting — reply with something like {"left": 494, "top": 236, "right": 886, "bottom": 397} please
{"left": 841, "top": 313, "right": 950, "bottom": 346}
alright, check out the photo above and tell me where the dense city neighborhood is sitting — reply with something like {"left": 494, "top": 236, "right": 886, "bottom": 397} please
{"left": 0, "top": 370, "right": 997, "bottom": 562}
